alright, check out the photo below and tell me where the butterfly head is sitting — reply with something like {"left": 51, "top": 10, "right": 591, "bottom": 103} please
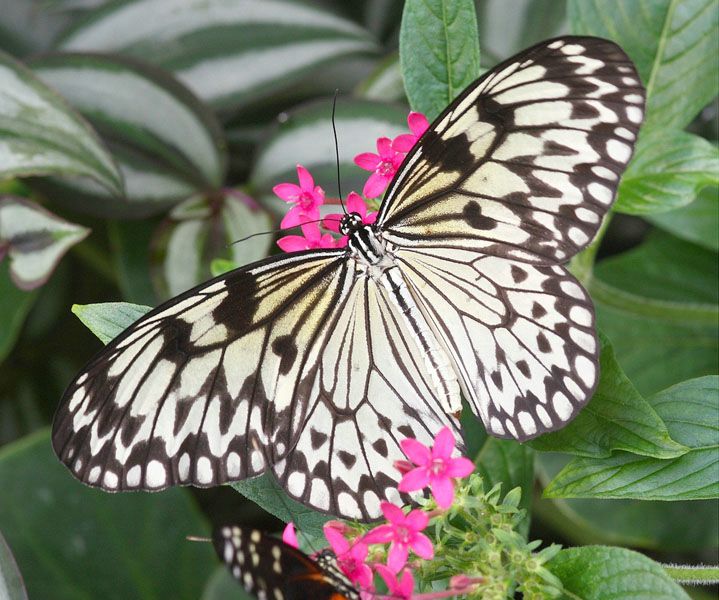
{"left": 339, "top": 212, "right": 365, "bottom": 236}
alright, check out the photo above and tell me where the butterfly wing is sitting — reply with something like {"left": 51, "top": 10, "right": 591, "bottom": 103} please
{"left": 376, "top": 36, "right": 644, "bottom": 439}
{"left": 272, "top": 271, "right": 461, "bottom": 520}
{"left": 378, "top": 36, "right": 644, "bottom": 265}
{"left": 213, "top": 526, "right": 359, "bottom": 600}
{"left": 52, "top": 250, "right": 352, "bottom": 491}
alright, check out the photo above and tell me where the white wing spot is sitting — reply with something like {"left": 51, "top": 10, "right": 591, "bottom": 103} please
{"left": 337, "top": 492, "right": 360, "bottom": 518}
{"left": 626, "top": 106, "right": 643, "bottom": 123}
{"left": 73, "top": 458, "right": 83, "bottom": 472}
{"left": 178, "top": 453, "right": 190, "bottom": 481}
{"left": 287, "top": 470, "right": 307, "bottom": 495}
{"left": 624, "top": 93, "right": 643, "bottom": 104}
{"left": 591, "top": 165, "right": 618, "bottom": 181}
{"left": 560, "top": 44, "right": 584, "bottom": 55}
{"left": 575, "top": 207, "right": 600, "bottom": 223}
{"left": 517, "top": 411, "right": 537, "bottom": 436}
{"left": 615, "top": 127, "right": 635, "bottom": 141}
{"left": 588, "top": 182, "right": 613, "bottom": 204}
{"left": 146, "top": 460, "right": 166, "bottom": 488}
{"left": 505, "top": 419, "right": 519, "bottom": 437}
{"left": 227, "top": 452, "right": 241, "bottom": 478}
{"left": 103, "top": 470, "right": 119, "bottom": 489}
{"left": 552, "top": 392, "right": 573, "bottom": 420}
{"left": 196, "top": 456, "right": 213, "bottom": 485}
{"left": 607, "top": 139, "right": 631, "bottom": 163}
{"left": 126, "top": 465, "right": 141, "bottom": 487}
{"left": 575, "top": 355, "right": 596, "bottom": 387}
{"left": 568, "top": 227, "right": 590, "bottom": 246}
{"left": 569, "top": 306, "right": 592, "bottom": 326}
{"left": 490, "top": 417, "right": 505, "bottom": 435}
{"left": 560, "top": 280, "right": 585, "bottom": 299}
{"left": 535, "top": 405, "right": 553, "bottom": 428}
{"left": 548, "top": 40, "right": 563, "bottom": 49}
{"left": 88, "top": 466, "right": 100, "bottom": 483}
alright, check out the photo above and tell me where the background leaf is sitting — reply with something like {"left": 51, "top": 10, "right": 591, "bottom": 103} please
{"left": 0, "top": 430, "right": 216, "bottom": 600}
{"left": 648, "top": 186, "right": 719, "bottom": 252}
{"left": 399, "top": 0, "right": 481, "bottom": 118}
{"left": 615, "top": 130, "right": 719, "bottom": 214}
{"left": 31, "top": 53, "right": 227, "bottom": 217}
{"left": 593, "top": 231, "right": 718, "bottom": 395}
{"left": 0, "top": 196, "right": 89, "bottom": 290}
{"left": 0, "top": 264, "right": 38, "bottom": 365}
{"left": 530, "top": 334, "right": 686, "bottom": 459}
{"left": 72, "top": 302, "right": 151, "bottom": 344}
{"left": 0, "top": 49, "right": 121, "bottom": 193}
{"left": 0, "top": 529, "right": 27, "bottom": 600}
{"left": 201, "top": 567, "right": 252, "bottom": 600}
{"left": 569, "top": 0, "right": 719, "bottom": 131}
{"left": 59, "top": 0, "right": 380, "bottom": 113}
{"left": 549, "top": 545, "right": 690, "bottom": 599}
{"left": 544, "top": 377, "right": 718, "bottom": 500}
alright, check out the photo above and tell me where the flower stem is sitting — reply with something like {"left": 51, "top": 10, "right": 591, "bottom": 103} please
{"left": 662, "top": 564, "right": 719, "bottom": 585}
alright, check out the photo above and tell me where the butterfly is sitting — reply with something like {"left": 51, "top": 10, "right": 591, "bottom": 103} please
{"left": 52, "top": 36, "right": 644, "bottom": 521}
{"left": 214, "top": 525, "right": 359, "bottom": 600}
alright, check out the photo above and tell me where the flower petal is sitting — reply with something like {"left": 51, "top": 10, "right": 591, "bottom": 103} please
{"left": 362, "top": 524, "right": 394, "bottom": 544}
{"left": 432, "top": 426, "right": 455, "bottom": 459}
{"left": 345, "top": 191, "right": 367, "bottom": 216}
{"left": 408, "top": 112, "right": 430, "bottom": 137}
{"left": 410, "top": 532, "right": 434, "bottom": 560}
{"left": 446, "top": 456, "right": 475, "bottom": 478}
{"left": 400, "top": 437, "right": 431, "bottom": 465}
{"left": 398, "top": 568, "right": 415, "bottom": 596}
{"left": 280, "top": 205, "right": 309, "bottom": 229}
{"left": 387, "top": 542, "right": 409, "bottom": 573}
{"left": 296, "top": 164, "right": 314, "bottom": 191}
{"left": 362, "top": 172, "right": 389, "bottom": 199}
{"left": 323, "top": 524, "right": 350, "bottom": 554}
{"left": 282, "top": 522, "right": 299, "bottom": 549}
{"left": 364, "top": 211, "right": 378, "bottom": 225}
{"left": 354, "top": 152, "right": 381, "bottom": 171}
{"left": 276, "top": 235, "right": 307, "bottom": 252}
{"left": 430, "top": 475, "right": 455, "bottom": 509}
{"left": 404, "top": 509, "right": 428, "bottom": 532}
{"left": 272, "top": 182, "right": 301, "bottom": 202}
{"left": 322, "top": 213, "right": 343, "bottom": 232}
{"left": 380, "top": 501, "right": 405, "bottom": 525}
{"left": 391, "top": 133, "right": 416, "bottom": 153}
{"left": 376, "top": 136, "right": 393, "bottom": 158}
{"left": 398, "top": 466, "right": 430, "bottom": 493}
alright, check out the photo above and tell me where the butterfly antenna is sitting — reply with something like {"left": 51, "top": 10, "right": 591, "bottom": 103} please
{"left": 228, "top": 217, "right": 342, "bottom": 247}
{"left": 186, "top": 535, "right": 212, "bottom": 543}
{"left": 331, "top": 89, "right": 347, "bottom": 216}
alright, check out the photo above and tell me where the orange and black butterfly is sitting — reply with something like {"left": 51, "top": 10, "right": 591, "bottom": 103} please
{"left": 214, "top": 525, "right": 359, "bottom": 599}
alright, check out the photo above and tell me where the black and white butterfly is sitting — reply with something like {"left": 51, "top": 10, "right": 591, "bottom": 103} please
{"left": 214, "top": 525, "right": 358, "bottom": 600}
{"left": 52, "top": 36, "right": 645, "bottom": 521}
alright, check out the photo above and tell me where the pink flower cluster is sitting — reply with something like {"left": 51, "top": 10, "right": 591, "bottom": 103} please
{"left": 273, "top": 112, "right": 430, "bottom": 252}
{"left": 282, "top": 427, "right": 475, "bottom": 599}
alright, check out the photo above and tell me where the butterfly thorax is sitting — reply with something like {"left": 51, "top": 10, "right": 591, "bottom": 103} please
{"left": 342, "top": 212, "right": 387, "bottom": 268}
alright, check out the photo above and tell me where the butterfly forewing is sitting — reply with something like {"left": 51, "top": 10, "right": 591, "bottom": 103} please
{"left": 53, "top": 250, "right": 352, "bottom": 492}
{"left": 378, "top": 36, "right": 644, "bottom": 265}
{"left": 214, "top": 526, "right": 359, "bottom": 599}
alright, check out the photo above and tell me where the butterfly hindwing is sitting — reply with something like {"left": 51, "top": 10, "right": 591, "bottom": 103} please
{"left": 52, "top": 250, "right": 352, "bottom": 492}
{"left": 214, "top": 525, "right": 359, "bottom": 600}
{"left": 395, "top": 246, "right": 597, "bottom": 439}
{"left": 379, "top": 36, "right": 644, "bottom": 265}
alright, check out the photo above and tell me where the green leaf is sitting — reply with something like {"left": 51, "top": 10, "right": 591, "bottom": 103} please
{"left": 530, "top": 333, "right": 687, "bottom": 459}
{"left": 544, "top": 377, "right": 719, "bottom": 500}
{"left": 615, "top": 130, "right": 719, "bottom": 214}
{"left": 0, "top": 430, "right": 215, "bottom": 600}
{"left": 31, "top": 53, "right": 227, "bottom": 217}
{"left": 0, "top": 530, "right": 28, "bottom": 600}
{"left": 151, "top": 191, "right": 271, "bottom": 298}
{"left": 72, "top": 302, "right": 151, "bottom": 344}
{"left": 399, "top": 0, "right": 480, "bottom": 118}
{"left": 250, "top": 98, "right": 408, "bottom": 211}
{"left": 59, "top": 0, "right": 379, "bottom": 113}
{"left": 474, "top": 438, "right": 533, "bottom": 537}
{"left": 568, "top": 0, "right": 719, "bottom": 131}
{"left": 549, "top": 546, "right": 690, "bottom": 599}
{"left": 230, "top": 475, "right": 329, "bottom": 546}
{"left": 648, "top": 186, "right": 719, "bottom": 252}
{"left": 0, "top": 49, "right": 122, "bottom": 194}
{"left": 0, "top": 196, "right": 89, "bottom": 290}
{"left": 593, "top": 231, "right": 718, "bottom": 395}
{"left": 0, "top": 263, "right": 38, "bottom": 365}
{"left": 108, "top": 219, "right": 158, "bottom": 306}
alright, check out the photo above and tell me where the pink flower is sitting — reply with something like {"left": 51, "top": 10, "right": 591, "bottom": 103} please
{"left": 323, "top": 522, "right": 373, "bottom": 588}
{"left": 282, "top": 522, "right": 298, "bottom": 549}
{"left": 354, "top": 137, "right": 405, "bottom": 199}
{"left": 363, "top": 502, "right": 433, "bottom": 572}
{"left": 392, "top": 112, "right": 430, "bottom": 153}
{"left": 277, "top": 222, "right": 342, "bottom": 252}
{"left": 398, "top": 427, "right": 474, "bottom": 509}
{"left": 273, "top": 164, "right": 325, "bottom": 228}
{"left": 323, "top": 192, "right": 378, "bottom": 233}
{"left": 375, "top": 565, "right": 414, "bottom": 599}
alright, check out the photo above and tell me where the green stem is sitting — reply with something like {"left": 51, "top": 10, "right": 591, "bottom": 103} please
{"left": 662, "top": 564, "right": 719, "bottom": 585}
